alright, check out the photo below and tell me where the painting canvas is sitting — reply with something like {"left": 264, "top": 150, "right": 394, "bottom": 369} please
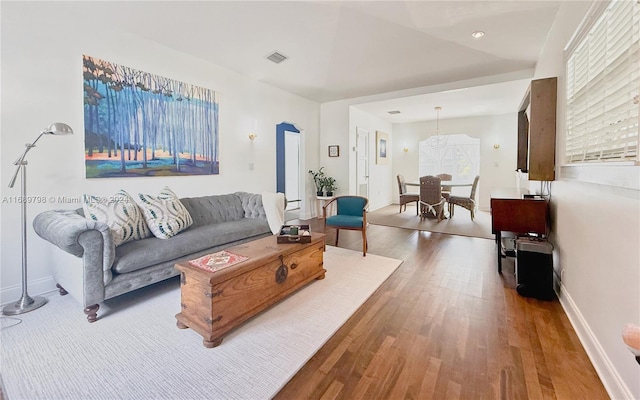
{"left": 376, "top": 131, "right": 389, "bottom": 164}
{"left": 83, "top": 55, "right": 219, "bottom": 178}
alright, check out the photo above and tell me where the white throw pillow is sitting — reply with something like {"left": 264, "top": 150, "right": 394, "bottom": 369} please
{"left": 82, "top": 190, "right": 151, "bottom": 247}
{"left": 135, "top": 187, "right": 193, "bottom": 239}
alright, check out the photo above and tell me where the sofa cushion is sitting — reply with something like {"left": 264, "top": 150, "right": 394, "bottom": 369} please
{"left": 180, "top": 194, "right": 246, "bottom": 228}
{"left": 135, "top": 187, "right": 193, "bottom": 239}
{"left": 112, "top": 218, "right": 270, "bottom": 274}
{"left": 82, "top": 190, "right": 151, "bottom": 247}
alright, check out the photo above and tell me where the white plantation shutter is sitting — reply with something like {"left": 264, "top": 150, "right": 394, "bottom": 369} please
{"left": 565, "top": 0, "right": 640, "bottom": 163}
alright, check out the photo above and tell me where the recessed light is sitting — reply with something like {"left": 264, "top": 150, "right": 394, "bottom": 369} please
{"left": 471, "top": 31, "right": 485, "bottom": 39}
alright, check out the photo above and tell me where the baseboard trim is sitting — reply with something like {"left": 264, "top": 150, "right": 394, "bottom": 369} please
{"left": 557, "top": 283, "right": 633, "bottom": 399}
{"left": 0, "top": 276, "right": 57, "bottom": 308}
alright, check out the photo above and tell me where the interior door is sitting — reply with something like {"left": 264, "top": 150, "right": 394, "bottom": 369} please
{"left": 356, "top": 127, "right": 369, "bottom": 198}
{"left": 284, "top": 131, "right": 300, "bottom": 210}
{"left": 276, "top": 122, "right": 301, "bottom": 211}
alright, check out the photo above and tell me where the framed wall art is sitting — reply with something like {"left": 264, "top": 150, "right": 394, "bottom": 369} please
{"left": 328, "top": 145, "right": 339, "bottom": 157}
{"left": 83, "top": 55, "right": 220, "bottom": 178}
{"left": 376, "top": 131, "right": 389, "bottom": 164}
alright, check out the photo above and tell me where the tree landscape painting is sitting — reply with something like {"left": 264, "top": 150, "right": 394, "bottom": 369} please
{"left": 83, "top": 55, "right": 219, "bottom": 178}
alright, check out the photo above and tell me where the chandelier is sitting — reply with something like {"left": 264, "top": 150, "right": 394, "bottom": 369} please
{"left": 430, "top": 106, "right": 448, "bottom": 149}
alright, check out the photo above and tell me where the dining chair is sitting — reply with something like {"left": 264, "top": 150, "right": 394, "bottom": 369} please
{"left": 448, "top": 175, "right": 480, "bottom": 220}
{"left": 419, "top": 175, "right": 445, "bottom": 222}
{"left": 436, "top": 173, "right": 452, "bottom": 201}
{"left": 323, "top": 195, "right": 369, "bottom": 256}
{"left": 397, "top": 174, "right": 420, "bottom": 214}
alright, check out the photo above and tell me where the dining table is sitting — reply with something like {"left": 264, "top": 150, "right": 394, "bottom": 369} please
{"left": 406, "top": 180, "right": 473, "bottom": 188}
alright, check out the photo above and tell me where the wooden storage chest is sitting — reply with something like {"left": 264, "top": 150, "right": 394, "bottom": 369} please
{"left": 174, "top": 233, "right": 326, "bottom": 348}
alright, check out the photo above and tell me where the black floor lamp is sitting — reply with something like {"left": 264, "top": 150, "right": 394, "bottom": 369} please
{"left": 2, "top": 122, "right": 73, "bottom": 315}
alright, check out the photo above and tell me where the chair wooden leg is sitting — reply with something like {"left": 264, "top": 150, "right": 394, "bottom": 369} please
{"left": 335, "top": 229, "right": 340, "bottom": 246}
{"left": 362, "top": 228, "right": 367, "bottom": 256}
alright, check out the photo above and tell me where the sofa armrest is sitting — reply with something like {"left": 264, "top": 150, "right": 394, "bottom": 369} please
{"left": 33, "top": 209, "right": 115, "bottom": 272}
{"left": 236, "top": 192, "right": 268, "bottom": 220}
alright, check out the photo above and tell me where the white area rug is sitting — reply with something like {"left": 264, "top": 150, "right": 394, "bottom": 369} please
{"left": 1, "top": 246, "right": 402, "bottom": 400}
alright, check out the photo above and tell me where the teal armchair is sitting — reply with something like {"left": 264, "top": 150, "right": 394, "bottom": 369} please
{"left": 323, "top": 195, "right": 368, "bottom": 256}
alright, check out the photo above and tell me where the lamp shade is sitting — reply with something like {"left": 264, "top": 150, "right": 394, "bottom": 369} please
{"left": 45, "top": 122, "right": 73, "bottom": 135}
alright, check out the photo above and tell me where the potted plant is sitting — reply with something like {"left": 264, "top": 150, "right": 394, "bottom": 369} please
{"left": 321, "top": 176, "right": 337, "bottom": 196}
{"left": 308, "top": 167, "right": 325, "bottom": 196}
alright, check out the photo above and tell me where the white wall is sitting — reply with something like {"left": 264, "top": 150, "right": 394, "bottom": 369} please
{"left": 348, "top": 107, "right": 394, "bottom": 212}
{"left": 0, "top": 2, "right": 320, "bottom": 301}
{"left": 533, "top": 2, "right": 640, "bottom": 398}
{"left": 316, "top": 103, "right": 393, "bottom": 213}
{"left": 392, "top": 114, "right": 518, "bottom": 211}
{"left": 319, "top": 71, "right": 535, "bottom": 215}
{"left": 315, "top": 101, "right": 349, "bottom": 216}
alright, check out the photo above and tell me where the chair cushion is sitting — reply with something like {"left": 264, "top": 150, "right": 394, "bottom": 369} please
{"left": 336, "top": 197, "right": 367, "bottom": 216}
{"left": 326, "top": 215, "right": 363, "bottom": 229}
{"left": 400, "top": 193, "right": 419, "bottom": 201}
{"left": 113, "top": 218, "right": 270, "bottom": 274}
{"left": 449, "top": 196, "right": 475, "bottom": 210}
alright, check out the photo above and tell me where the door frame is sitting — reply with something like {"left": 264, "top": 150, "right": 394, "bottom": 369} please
{"left": 356, "top": 126, "right": 370, "bottom": 199}
{"left": 276, "top": 122, "right": 306, "bottom": 214}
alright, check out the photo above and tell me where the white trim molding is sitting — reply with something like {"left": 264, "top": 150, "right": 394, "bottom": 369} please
{"left": 0, "top": 276, "right": 57, "bottom": 308}
{"left": 559, "top": 164, "right": 640, "bottom": 191}
{"left": 557, "top": 283, "right": 635, "bottom": 400}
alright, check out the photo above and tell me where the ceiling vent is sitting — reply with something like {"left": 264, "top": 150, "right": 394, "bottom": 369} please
{"left": 266, "top": 51, "right": 288, "bottom": 64}
{"left": 387, "top": 110, "right": 401, "bottom": 115}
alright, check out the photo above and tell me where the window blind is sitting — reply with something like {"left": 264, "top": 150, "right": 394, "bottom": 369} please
{"left": 565, "top": 0, "right": 640, "bottom": 163}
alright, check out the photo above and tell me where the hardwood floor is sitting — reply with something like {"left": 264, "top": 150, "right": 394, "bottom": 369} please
{"left": 275, "top": 218, "right": 608, "bottom": 400}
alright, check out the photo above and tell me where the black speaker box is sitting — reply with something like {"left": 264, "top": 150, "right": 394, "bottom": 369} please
{"left": 516, "top": 238, "right": 554, "bottom": 300}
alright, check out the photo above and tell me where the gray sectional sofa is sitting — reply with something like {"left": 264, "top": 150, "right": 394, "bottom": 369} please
{"left": 33, "top": 192, "right": 277, "bottom": 322}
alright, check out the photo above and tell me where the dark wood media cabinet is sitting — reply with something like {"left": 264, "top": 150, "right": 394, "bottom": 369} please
{"left": 490, "top": 188, "right": 549, "bottom": 273}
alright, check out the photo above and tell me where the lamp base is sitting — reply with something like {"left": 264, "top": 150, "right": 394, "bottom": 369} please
{"left": 2, "top": 295, "right": 47, "bottom": 315}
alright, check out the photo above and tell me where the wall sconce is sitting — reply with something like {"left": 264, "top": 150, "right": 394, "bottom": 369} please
{"left": 493, "top": 143, "right": 501, "bottom": 149}
{"left": 403, "top": 146, "right": 409, "bottom": 152}
{"left": 248, "top": 132, "right": 257, "bottom": 141}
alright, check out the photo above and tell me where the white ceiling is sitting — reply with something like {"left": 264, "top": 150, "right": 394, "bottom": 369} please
{"left": 353, "top": 78, "right": 532, "bottom": 123}
{"left": 66, "top": 0, "right": 563, "bottom": 122}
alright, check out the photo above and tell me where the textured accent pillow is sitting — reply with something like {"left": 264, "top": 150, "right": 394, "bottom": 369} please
{"left": 135, "top": 187, "right": 193, "bottom": 239}
{"left": 82, "top": 190, "right": 151, "bottom": 247}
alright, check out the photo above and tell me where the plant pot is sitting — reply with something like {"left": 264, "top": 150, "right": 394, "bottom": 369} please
{"left": 316, "top": 191, "right": 324, "bottom": 196}
{"left": 326, "top": 192, "right": 333, "bottom": 197}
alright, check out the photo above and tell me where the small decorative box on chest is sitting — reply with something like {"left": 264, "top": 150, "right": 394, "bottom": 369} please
{"left": 277, "top": 224, "right": 312, "bottom": 244}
